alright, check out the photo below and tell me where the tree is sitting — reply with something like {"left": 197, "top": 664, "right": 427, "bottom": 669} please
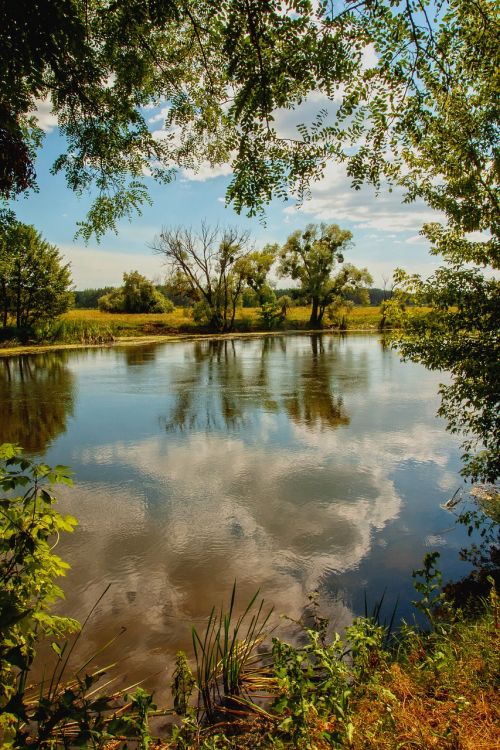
{"left": 323, "top": 264, "right": 373, "bottom": 328}
{"left": 0, "top": 216, "right": 72, "bottom": 328}
{"left": 278, "top": 223, "right": 352, "bottom": 326}
{"left": 392, "top": 268, "right": 499, "bottom": 484}
{"left": 98, "top": 271, "right": 172, "bottom": 313}
{"left": 151, "top": 224, "right": 253, "bottom": 332}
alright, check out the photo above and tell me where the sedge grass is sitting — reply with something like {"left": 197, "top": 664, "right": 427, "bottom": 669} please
{"left": 191, "top": 584, "right": 273, "bottom": 722}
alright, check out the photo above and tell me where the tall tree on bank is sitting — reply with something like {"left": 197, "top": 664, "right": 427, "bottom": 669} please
{"left": 278, "top": 224, "right": 352, "bottom": 326}
{"left": 0, "top": 215, "right": 72, "bottom": 328}
{"left": 151, "top": 225, "right": 254, "bottom": 332}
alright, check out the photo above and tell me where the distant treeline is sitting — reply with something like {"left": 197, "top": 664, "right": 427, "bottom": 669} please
{"left": 73, "top": 286, "right": 393, "bottom": 309}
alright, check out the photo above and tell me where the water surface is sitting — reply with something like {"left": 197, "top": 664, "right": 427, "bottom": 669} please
{"left": 0, "top": 334, "right": 469, "bottom": 691}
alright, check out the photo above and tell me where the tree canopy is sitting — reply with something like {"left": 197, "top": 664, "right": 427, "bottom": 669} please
{"left": 151, "top": 224, "right": 254, "bottom": 331}
{"left": 98, "top": 271, "right": 173, "bottom": 313}
{"left": 0, "top": 214, "right": 73, "bottom": 328}
{"left": 2, "top": 1, "right": 497, "bottom": 247}
{"left": 278, "top": 223, "right": 353, "bottom": 325}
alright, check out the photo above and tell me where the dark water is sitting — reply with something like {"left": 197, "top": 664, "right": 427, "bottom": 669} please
{"left": 0, "top": 334, "right": 470, "bottom": 692}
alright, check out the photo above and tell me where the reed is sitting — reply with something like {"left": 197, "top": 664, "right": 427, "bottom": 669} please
{"left": 36, "top": 319, "right": 117, "bottom": 344}
{"left": 191, "top": 584, "right": 273, "bottom": 722}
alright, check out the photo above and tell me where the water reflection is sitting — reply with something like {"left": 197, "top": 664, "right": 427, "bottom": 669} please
{"left": 0, "top": 353, "right": 74, "bottom": 453}
{"left": 161, "top": 335, "right": 351, "bottom": 433}
{"left": 122, "top": 343, "right": 159, "bottom": 367}
{"left": 2, "top": 335, "right": 465, "bottom": 694}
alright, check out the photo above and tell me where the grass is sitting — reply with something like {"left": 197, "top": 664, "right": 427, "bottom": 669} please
{"left": 0, "top": 306, "right": 434, "bottom": 355}
{"left": 63, "top": 305, "right": 403, "bottom": 336}
{"left": 160, "top": 586, "right": 500, "bottom": 750}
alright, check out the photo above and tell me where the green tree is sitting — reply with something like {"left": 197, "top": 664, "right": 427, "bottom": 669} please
{"left": 324, "top": 264, "right": 373, "bottom": 329}
{"left": 98, "top": 271, "right": 173, "bottom": 313}
{"left": 392, "top": 267, "right": 499, "bottom": 484}
{"left": 0, "top": 445, "right": 78, "bottom": 744}
{"left": 151, "top": 224, "right": 253, "bottom": 332}
{"left": 278, "top": 223, "right": 352, "bottom": 326}
{"left": 0, "top": 217, "right": 72, "bottom": 329}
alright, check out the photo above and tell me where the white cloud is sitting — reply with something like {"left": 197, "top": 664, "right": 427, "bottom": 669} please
{"left": 31, "top": 97, "right": 58, "bottom": 133}
{"left": 59, "top": 244, "right": 165, "bottom": 287}
{"left": 283, "top": 161, "right": 441, "bottom": 233}
{"left": 180, "top": 162, "right": 233, "bottom": 182}
{"left": 405, "top": 234, "right": 427, "bottom": 245}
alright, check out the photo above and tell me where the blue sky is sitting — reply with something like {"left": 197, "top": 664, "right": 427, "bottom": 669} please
{"left": 9, "top": 101, "right": 443, "bottom": 290}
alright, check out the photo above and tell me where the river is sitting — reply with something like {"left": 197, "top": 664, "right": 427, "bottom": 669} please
{"left": 0, "top": 333, "right": 470, "bottom": 695}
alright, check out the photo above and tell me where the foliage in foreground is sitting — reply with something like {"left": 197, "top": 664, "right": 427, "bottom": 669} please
{"left": 1, "top": 446, "right": 498, "bottom": 750}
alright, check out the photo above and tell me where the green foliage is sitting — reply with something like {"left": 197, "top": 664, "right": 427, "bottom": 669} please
{"left": 412, "top": 552, "right": 450, "bottom": 630}
{"left": 172, "top": 651, "right": 196, "bottom": 716}
{"left": 98, "top": 271, "right": 173, "bottom": 314}
{"left": 444, "top": 486, "right": 500, "bottom": 596}
{"left": 0, "top": 443, "right": 79, "bottom": 744}
{"left": 326, "top": 298, "right": 353, "bottom": 330}
{"left": 391, "top": 267, "right": 499, "bottom": 483}
{"left": 152, "top": 225, "right": 254, "bottom": 332}
{"left": 97, "top": 287, "right": 125, "bottom": 313}
{"left": 1, "top": 0, "right": 497, "bottom": 253}
{"left": 272, "top": 628, "right": 353, "bottom": 748}
{"left": 35, "top": 319, "right": 117, "bottom": 344}
{"left": 0, "top": 216, "right": 73, "bottom": 329}
{"left": 73, "top": 287, "right": 115, "bottom": 309}
{"left": 278, "top": 224, "right": 353, "bottom": 326}
{"left": 258, "top": 301, "right": 285, "bottom": 330}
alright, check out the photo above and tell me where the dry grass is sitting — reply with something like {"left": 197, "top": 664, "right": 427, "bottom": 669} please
{"left": 64, "top": 305, "right": 410, "bottom": 335}
{"left": 349, "top": 613, "right": 500, "bottom": 750}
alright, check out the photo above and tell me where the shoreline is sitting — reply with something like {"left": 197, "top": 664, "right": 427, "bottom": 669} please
{"left": 0, "top": 326, "right": 384, "bottom": 358}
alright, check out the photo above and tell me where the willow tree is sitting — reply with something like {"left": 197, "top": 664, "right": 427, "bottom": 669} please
{"left": 151, "top": 224, "right": 254, "bottom": 332}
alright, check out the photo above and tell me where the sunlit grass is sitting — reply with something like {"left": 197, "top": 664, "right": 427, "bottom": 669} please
{"left": 63, "top": 305, "right": 419, "bottom": 336}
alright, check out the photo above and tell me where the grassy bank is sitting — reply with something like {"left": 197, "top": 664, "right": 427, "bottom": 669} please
{"left": 0, "top": 306, "right": 431, "bottom": 356}
{"left": 62, "top": 305, "right": 387, "bottom": 336}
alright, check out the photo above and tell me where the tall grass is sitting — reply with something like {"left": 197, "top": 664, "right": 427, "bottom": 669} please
{"left": 191, "top": 584, "right": 273, "bottom": 721}
{"left": 35, "top": 319, "right": 117, "bottom": 344}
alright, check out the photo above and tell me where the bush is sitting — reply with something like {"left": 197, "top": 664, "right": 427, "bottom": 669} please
{"left": 98, "top": 271, "right": 174, "bottom": 313}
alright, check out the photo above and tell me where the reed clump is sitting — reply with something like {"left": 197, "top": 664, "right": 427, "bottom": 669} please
{"left": 36, "top": 319, "right": 117, "bottom": 344}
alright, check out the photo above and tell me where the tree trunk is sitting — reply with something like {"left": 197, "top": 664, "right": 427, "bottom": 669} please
{"left": 309, "top": 297, "right": 320, "bottom": 326}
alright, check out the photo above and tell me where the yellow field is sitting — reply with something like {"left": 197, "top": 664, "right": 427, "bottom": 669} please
{"left": 63, "top": 305, "right": 388, "bottom": 335}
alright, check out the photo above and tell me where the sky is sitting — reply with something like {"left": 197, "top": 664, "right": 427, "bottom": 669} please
{"left": 8, "top": 98, "right": 445, "bottom": 291}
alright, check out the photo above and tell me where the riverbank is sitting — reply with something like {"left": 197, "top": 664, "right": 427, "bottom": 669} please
{"left": 0, "top": 305, "right": 429, "bottom": 357}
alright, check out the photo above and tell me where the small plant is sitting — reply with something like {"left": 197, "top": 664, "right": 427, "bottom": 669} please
{"left": 0, "top": 443, "right": 79, "bottom": 746}
{"left": 412, "top": 551, "right": 450, "bottom": 629}
{"left": 272, "top": 628, "right": 353, "bottom": 748}
{"left": 172, "top": 651, "right": 196, "bottom": 715}
{"left": 258, "top": 300, "right": 286, "bottom": 330}
{"left": 191, "top": 584, "right": 273, "bottom": 721}
{"left": 326, "top": 297, "right": 354, "bottom": 330}
{"left": 34, "top": 318, "right": 116, "bottom": 344}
